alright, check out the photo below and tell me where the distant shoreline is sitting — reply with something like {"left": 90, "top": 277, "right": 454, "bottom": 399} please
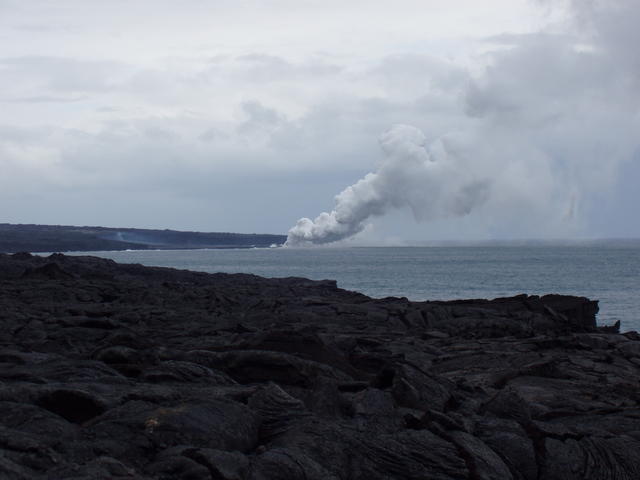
{"left": 0, "top": 223, "right": 286, "bottom": 253}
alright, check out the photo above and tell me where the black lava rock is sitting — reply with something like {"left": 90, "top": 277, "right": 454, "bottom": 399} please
{"left": 0, "top": 252, "right": 636, "bottom": 479}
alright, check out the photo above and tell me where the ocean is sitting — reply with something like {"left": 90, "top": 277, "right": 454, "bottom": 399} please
{"left": 62, "top": 246, "right": 639, "bottom": 332}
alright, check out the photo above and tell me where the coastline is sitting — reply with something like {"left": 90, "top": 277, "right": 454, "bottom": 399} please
{"left": 1, "top": 252, "right": 638, "bottom": 478}
{"left": 0, "top": 223, "right": 287, "bottom": 253}
{"left": 41, "top": 245, "right": 639, "bottom": 331}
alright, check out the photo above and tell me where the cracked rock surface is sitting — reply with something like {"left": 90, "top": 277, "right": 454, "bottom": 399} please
{"left": 0, "top": 252, "right": 638, "bottom": 479}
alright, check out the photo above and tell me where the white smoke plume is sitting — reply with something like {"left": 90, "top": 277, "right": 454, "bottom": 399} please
{"left": 285, "top": 125, "right": 491, "bottom": 246}
{"left": 286, "top": 0, "right": 640, "bottom": 245}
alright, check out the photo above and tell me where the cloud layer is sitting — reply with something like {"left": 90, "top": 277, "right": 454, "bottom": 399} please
{"left": 0, "top": 0, "right": 638, "bottom": 240}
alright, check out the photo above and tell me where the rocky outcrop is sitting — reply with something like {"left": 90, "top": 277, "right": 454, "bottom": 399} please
{"left": 0, "top": 252, "right": 637, "bottom": 479}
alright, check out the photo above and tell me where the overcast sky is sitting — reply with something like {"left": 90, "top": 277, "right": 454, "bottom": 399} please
{"left": 1, "top": 0, "right": 638, "bottom": 242}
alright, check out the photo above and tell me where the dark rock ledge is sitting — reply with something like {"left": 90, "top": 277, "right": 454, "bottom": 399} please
{"left": 0, "top": 252, "right": 637, "bottom": 480}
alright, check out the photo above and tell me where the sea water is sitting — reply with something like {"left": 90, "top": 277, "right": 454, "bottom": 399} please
{"left": 63, "top": 246, "right": 639, "bottom": 331}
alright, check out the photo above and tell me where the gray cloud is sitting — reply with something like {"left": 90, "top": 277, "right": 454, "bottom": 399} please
{"left": 0, "top": 56, "right": 129, "bottom": 93}
{"left": 0, "top": 1, "right": 638, "bottom": 240}
{"left": 234, "top": 54, "right": 343, "bottom": 82}
{"left": 237, "top": 101, "right": 286, "bottom": 136}
{"left": 5, "top": 95, "right": 87, "bottom": 103}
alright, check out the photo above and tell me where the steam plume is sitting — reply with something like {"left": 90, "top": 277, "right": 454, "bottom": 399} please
{"left": 285, "top": 125, "right": 491, "bottom": 246}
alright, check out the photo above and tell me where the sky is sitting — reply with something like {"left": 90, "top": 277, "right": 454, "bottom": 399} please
{"left": 0, "top": 0, "right": 638, "bottom": 243}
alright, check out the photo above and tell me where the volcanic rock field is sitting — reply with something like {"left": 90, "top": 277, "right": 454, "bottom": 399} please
{"left": 1, "top": 252, "right": 639, "bottom": 479}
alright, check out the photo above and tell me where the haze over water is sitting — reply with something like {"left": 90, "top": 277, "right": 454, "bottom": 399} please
{"left": 63, "top": 245, "right": 639, "bottom": 332}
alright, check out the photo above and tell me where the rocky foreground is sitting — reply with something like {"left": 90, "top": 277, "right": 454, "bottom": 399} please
{"left": 0, "top": 253, "right": 639, "bottom": 479}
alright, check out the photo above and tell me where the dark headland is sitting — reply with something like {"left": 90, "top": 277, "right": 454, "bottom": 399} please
{"left": 1, "top": 252, "right": 639, "bottom": 479}
{"left": 0, "top": 223, "right": 287, "bottom": 253}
